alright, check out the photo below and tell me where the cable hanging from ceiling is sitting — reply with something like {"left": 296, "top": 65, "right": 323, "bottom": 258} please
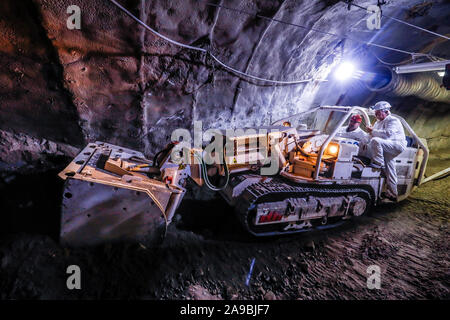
{"left": 205, "top": 3, "right": 445, "bottom": 60}
{"left": 108, "top": 0, "right": 445, "bottom": 85}
{"left": 108, "top": 0, "right": 323, "bottom": 85}
{"left": 368, "top": 49, "right": 413, "bottom": 66}
{"left": 342, "top": 0, "right": 450, "bottom": 41}
{"left": 341, "top": 0, "right": 449, "bottom": 66}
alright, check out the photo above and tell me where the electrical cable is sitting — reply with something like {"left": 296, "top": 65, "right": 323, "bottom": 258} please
{"left": 387, "top": 16, "right": 450, "bottom": 41}
{"left": 108, "top": 0, "right": 323, "bottom": 85}
{"left": 192, "top": 151, "right": 230, "bottom": 191}
{"left": 206, "top": 2, "right": 444, "bottom": 59}
{"left": 368, "top": 49, "right": 413, "bottom": 65}
{"left": 109, "top": 0, "right": 446, "bottom": 85}
{"left": 346, "top": 1, "right": 449, "bottom": 66}
{"left": 343, "top": 1, "right": 450, "bottom": 41}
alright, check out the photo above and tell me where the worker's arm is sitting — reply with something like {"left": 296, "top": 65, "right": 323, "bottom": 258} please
{"left": 359, "top": 130, "right": 370, "bottom": 144}
{"left": 370, "top": 117, "right": 403, "bottom": 139}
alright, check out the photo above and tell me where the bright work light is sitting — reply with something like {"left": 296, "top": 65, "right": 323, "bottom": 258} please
{"left": 333, "top": 62, "right": 356, "bottom": 81}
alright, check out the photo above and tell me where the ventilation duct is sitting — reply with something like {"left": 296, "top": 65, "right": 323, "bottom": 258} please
{"left": 365, "top": 66, "right": 450, "bottom": 103}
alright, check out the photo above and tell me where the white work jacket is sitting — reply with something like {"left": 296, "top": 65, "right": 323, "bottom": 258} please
{"left": 336, "top": 126, "right": 369, "bottom": 144}
{"left": 371, "top": 115, "right": 406, "bottom": 147}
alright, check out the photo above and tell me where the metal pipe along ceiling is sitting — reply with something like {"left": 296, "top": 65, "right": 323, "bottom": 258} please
{"left": 365, "top": 66, "right": 450, "bottom": 103}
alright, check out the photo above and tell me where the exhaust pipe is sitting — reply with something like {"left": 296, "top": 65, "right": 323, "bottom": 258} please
{"left": 365, "top": 66, "right": 450, "bottom": 103}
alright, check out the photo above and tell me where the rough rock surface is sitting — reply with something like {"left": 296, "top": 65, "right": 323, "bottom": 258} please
{"left": 0, "top": 0, "right": 449, "bottom": 166}
{"left": 0, "top": 0, "right": 449, "bottom": 301}
{"left": 0, "top": 130, "right": 79, "bottom": 171}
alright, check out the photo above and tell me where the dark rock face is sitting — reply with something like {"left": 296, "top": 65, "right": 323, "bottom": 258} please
{"left": 0, "top": 0, "right": 449, "bottom": 165}
{"left": 0, "top": 1, "right": 84, "bottom": 147}
{"left": 0, "top": 1, "right": 449, "bottom": 301}
{"left": 0, "top": 130, "right": 78, "bottom": 171}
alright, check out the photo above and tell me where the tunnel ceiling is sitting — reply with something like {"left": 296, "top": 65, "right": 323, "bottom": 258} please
{"left": 0, "top": 0, "right": 449, "bottom": 169}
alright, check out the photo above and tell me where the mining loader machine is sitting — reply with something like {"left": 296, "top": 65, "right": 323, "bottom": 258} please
{"left": 58, "top": 106, "right": 429, "bottom": 246}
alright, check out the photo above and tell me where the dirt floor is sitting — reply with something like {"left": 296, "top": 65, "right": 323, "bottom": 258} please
{"left": 0, "top": 157, "right": 448, "bottom": 300}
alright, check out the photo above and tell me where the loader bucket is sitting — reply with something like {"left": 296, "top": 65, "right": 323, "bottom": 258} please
{"left": 58, "top": 142, "right": 184, "bottom": 247}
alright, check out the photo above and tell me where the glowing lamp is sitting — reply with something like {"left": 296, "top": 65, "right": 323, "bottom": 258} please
{"left": 334, "top": 62, "right": 355, "bottom": 81}
{"left": 325, "top": 143, "right": 340, "bottom": 157}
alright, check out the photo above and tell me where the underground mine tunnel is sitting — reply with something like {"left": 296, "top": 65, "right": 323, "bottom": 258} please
{"left": 0, "top": 0, "right": 449, "bottom": 301}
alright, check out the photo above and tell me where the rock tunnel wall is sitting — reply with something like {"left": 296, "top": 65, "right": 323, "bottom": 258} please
{"left": 0, "top": 0, "right": 449, "bottom": 170}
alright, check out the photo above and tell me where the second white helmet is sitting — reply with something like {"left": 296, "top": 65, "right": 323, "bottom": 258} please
{"left": 371, "top": 101, "right": 392, "bottom": 111}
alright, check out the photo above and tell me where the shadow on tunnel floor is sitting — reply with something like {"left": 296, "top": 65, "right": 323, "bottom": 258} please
{"left": 0, "top": 167, "right": 65, "bottom": 241}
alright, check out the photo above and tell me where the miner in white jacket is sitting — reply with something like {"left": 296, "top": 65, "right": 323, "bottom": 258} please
{"left": 367, "top": 101, "right": 407, "bottom": 202}
{"left": 336, "top": 114, "right": 369, "bottom": 145}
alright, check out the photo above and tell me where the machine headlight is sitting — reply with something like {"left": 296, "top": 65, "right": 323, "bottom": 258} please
{"left": 325, "top": 143, "right": 339, "bottom": 157}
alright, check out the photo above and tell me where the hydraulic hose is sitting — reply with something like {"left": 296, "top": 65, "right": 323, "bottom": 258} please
{"left": 192, "top": 151, "right": 230, "bottom": 191}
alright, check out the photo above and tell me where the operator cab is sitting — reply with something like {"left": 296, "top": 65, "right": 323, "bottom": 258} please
{"left": 273, "top": 106, "right": 427, "bottom": 200}
{"left": 274, "top": 106, "right": 371, "bottom": 180}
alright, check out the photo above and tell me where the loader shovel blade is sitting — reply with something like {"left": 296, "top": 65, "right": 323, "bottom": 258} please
{"left": 60, "top": 178, "right": 167, "bottom": 247}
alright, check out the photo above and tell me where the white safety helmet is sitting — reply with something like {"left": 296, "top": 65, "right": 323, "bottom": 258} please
{"left": 371, "top": 101, "right": 391, "bottom": 111}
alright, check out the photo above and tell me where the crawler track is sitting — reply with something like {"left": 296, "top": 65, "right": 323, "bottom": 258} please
{"left": 231, "top": 176, "right": 373, "bottom": 236}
